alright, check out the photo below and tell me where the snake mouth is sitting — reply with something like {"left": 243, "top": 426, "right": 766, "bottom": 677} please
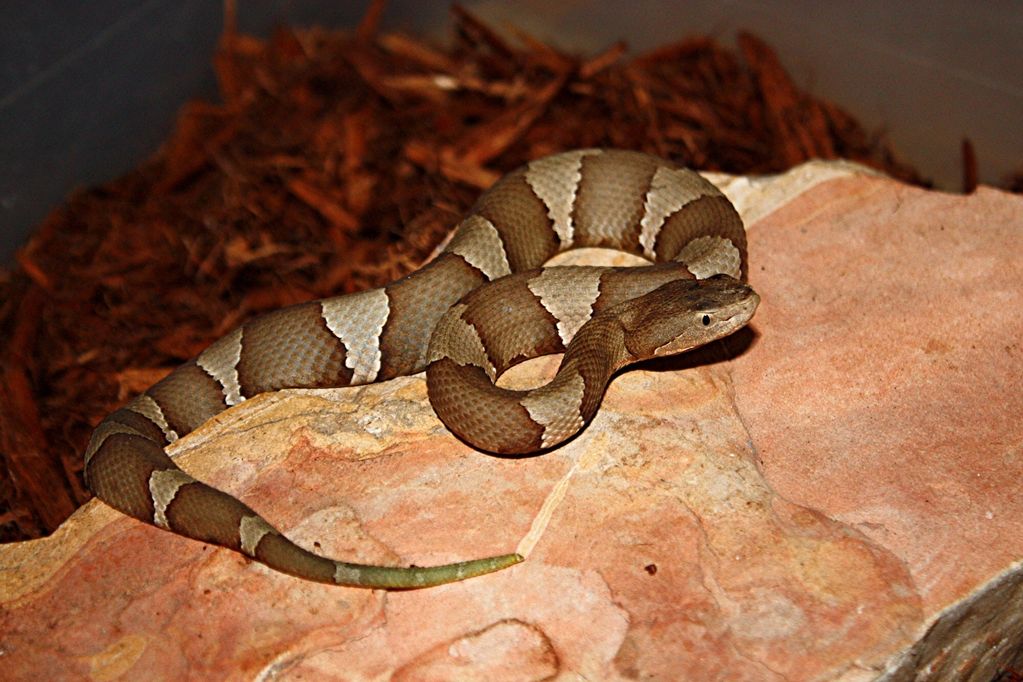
{"left": 729, "top": 291, "right": 761, "bottom": 325}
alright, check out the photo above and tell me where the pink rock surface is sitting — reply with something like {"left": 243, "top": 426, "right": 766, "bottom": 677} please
{"left": 2, "top": 165, "right": 1021, "bottom": 680}
{"left": 731, "top": 175, "right": 1023, "bottom": 679}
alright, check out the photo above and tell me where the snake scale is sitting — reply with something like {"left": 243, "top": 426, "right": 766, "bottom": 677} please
{"left": 84, "top": 149, "right": 759, "bottom": 588}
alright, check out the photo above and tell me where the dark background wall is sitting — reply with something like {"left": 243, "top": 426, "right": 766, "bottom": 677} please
{"left": 2, "top": 1, "right": 1020, "bottom": 264}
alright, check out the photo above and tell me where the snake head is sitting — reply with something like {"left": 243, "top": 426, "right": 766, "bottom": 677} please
{"left": 620, "top": 275, "right": 760, "bottom": 360}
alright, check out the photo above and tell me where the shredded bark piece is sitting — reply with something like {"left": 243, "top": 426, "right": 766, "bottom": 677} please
{"left": 961, "top": 137, "right": 978, "bottom": 194}
{"left": 0, "top": 4, "right": 944, "bottom": 542}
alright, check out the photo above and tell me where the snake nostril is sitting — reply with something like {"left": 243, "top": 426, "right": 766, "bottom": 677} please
{"left": 702, "top": 315, "right": 711, "bottom": 326}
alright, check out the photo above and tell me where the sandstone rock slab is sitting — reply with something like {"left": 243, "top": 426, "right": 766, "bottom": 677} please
{"left": 2, "top": 162, "right": 1020, "bottom": 680}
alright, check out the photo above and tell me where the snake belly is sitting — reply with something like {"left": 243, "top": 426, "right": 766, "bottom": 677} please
{"left": 83, "top": 148, "right": 757, "bottom": 588}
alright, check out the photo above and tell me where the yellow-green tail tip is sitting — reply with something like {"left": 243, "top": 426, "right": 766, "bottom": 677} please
{"left": 338, "top": 551, "right": 524, "bottom": 589}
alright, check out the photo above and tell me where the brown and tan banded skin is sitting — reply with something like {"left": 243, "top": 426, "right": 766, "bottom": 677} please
{"left": 84, "top": 149, "right": 758, "bottom": 589}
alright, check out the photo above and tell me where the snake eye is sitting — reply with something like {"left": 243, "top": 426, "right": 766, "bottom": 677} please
{"left": 702, "top": 314, "right": 711, "bottom": 326}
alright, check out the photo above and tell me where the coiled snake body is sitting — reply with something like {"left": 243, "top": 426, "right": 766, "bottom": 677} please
{"left": 84, "top": 149, "right": 759, "bottom": 588}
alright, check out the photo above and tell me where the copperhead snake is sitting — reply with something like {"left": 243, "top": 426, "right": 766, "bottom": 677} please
{"left": 84, "top": 149, "right": 759, "bottom": 588}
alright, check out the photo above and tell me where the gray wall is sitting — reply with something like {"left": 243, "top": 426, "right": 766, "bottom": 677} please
{"left": 2, "top": 1, "right": 1020, "bottom": 264}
